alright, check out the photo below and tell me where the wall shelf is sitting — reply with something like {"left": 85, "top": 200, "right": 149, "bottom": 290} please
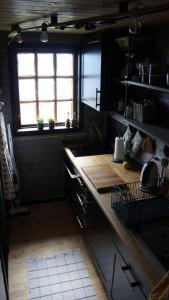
{"left": 121, "top": 80, "right": 169, "bottom": 94}
{"left": 112, "top": 113, "right": 169, "bottom": 147}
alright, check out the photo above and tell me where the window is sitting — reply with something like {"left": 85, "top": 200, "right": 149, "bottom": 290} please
{"left": 11, "top": 48, "right": 77, "bottom": 130}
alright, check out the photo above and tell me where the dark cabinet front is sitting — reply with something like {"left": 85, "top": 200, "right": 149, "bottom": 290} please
{"left": 81, "top": 34, "right": 123, "bottom": 111}
{"left": 65, "top": 153, "right": 151, "bottom": 300}
{"left": 0, "top": 245, "right": 8, "bottom": 300}
{"left": 111, "top": 250, "right": 147, "bottom": 300}
{"left": 86, "top": 199, "right": 116, "bottom": 296}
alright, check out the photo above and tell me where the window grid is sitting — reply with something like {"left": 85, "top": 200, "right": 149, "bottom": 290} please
{"left": 17, "top": 52, "right": 74, "bottom": 126}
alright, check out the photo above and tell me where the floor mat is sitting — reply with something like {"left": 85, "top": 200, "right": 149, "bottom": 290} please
{"left": 27, "top": 249, "right": 98, "bottom": 300}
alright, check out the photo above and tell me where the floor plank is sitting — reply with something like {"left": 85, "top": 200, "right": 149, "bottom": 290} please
{"left": 9, "top": 201, "right": 108, "bottom": 300}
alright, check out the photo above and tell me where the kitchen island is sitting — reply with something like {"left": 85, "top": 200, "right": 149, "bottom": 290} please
{"left": 65, "top": 147, "right": 167, "bottom": 299}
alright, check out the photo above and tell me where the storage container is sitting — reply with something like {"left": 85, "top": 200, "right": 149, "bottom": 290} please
{"left": 132, "top": 102, "right": 157, "bottom": 124}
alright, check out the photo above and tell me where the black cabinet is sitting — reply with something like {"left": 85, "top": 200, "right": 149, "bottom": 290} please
{"left": 65, "top": 156, "right": 92, "bottom": 232}
{"left": 86, "top": 199, "right": 116, "bottom": 296}
{"left": 111, "top": 250, "right": 147, "bottom": 300}
{"left": 0, "top": 244, "right": 8, "bottom": 300}
{"left": 0, "top": 168, "right": 8, "bottom": 300}
{"left": 65, "top": 153, "right": 151, "bottom": 300}
{"left": 0, "top": 182, "right": 8, "bottom": 277}
{"left": 81, "top": 33, "right": 124, "bottom": 111}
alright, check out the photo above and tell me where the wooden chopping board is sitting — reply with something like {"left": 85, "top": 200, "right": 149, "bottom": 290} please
{"left": 82, "top": 164, "right": 124, "bottom": 192}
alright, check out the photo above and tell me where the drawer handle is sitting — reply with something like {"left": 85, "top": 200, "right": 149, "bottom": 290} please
{"left": 76, "top": 215, "right": 84, "bottom": 229}
{"left": 121, "top": 265, "right": 140, "bottom": 288}
{"left": 65, "top": 164, "right": 80, "bottom": 179}
{"left": 76, "top": 194, "right": 87, "bottom": 214}
{"left": 96, "top": 88, "right": 101, "bottom": 107}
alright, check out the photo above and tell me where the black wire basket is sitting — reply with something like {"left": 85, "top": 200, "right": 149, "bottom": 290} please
{"left": 111, "top": 178, "right": 169, "bottom": 225}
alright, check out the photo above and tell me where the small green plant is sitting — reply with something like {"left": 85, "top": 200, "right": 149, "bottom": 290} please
{"left": 37, "top": 118, "right": 44, "bottom": 123}
{"left": 48, "top": 117, "right": 55, "bottom": 130}
{"left": 37, "top": 118, "right": 44, "bottom": 130}
{"left": 48, "top": 118, "right": 55, "bottom": 124}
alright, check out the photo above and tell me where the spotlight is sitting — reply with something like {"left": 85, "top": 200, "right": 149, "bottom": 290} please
{"left": 40, "top": 22, "right": 48, "bottom": 42}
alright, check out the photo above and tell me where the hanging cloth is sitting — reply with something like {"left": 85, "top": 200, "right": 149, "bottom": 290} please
{"left": 0, "top": 112, "right": 20, "bottom": 203}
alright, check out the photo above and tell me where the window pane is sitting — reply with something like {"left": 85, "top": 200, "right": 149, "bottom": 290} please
{"left": 56, "top": 78, "right": 73, "bottom": 100}
{"left": 38, "top": 79, "right": 55, "bottom": 100}
{"left": 57, "top": 101, "right": 72, "bottom": 123}
{"left": 20, "top": 103, "right": 36, "bottom": 125}
{"left": 17, "top": 53, "right": 35, "bottom": 76}
{"left": 57, "top": 54, "right": 73, "bottom": 76}
{"left": 19, "top": 79, "right": 36, "bottom": 101}
{"left": 37, "top": 54, "right": 54, "bottom": 76}
{"left": 39, "top": 102, "right": 55, "bottom": 122}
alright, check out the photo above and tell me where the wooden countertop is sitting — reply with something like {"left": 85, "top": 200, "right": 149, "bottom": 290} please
{"left": 65, "top": 147, "right": 165, "bottom": 288}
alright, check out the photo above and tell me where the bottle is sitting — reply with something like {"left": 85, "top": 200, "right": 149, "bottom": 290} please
{"left": 118, "top": 98, "right": 125, "bottom": 114}
{"left": 71, "top": 112, "right": 77, "bottom": 128}
{"left": 123, "top": 140, "right": 132, "bottom": 163}
{"left": 126, "top": 104, "right": 133, "bottom": 118}
{"left": 65, "top": 112, "right": 70, "bottom": 128}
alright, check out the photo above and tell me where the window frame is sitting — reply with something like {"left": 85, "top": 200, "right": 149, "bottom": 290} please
{"left": 9, "top": 43, "right": 79, "bottom": 133}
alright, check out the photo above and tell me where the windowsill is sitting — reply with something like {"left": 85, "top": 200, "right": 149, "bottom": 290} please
{"left": 15, "top": 126, "right": 82, "bottom": 136}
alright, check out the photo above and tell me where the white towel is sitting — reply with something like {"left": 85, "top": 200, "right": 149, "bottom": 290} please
{"left": 0, "top": 112, "right": 20, "bottom": 203}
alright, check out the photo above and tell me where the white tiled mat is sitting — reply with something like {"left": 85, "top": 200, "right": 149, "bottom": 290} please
{"left": 27, "top": 249, "right": 97, "bottom": 300}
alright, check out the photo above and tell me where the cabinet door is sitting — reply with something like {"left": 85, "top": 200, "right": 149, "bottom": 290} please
{"left": 0, "top": 244, "right": 8, "bottom": 300}
{"left": 86, "top": 200, "right": 116, "bottom": 294}
{"left": 81, "top": 42, "right": 101, "bottom": 110}
{"left": 0, "top": 180, "right": 8, "bottom": 275}
{"left": 111, "top": 251, "right": 146, "bottom": 300}
{"left": 0, "top": 261, "right": 7, "bottom": 300}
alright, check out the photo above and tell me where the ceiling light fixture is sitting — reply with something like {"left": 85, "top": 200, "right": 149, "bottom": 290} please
{"left": 40, "top": 22, "right": 48, "bottom": 42}
{"left": 8, "top": 3, "right": 169, "bottom": 43}
{"left": 15, "top": 26, "right": 23, "bottom": 44}
{"left": 129, "top": 16, "right": 142, "bottom": 35}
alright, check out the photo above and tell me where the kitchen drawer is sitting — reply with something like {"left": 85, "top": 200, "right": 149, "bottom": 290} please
{"left": 114, "top": 237, "right": 151, "bottom": 299}
{"left": 111, "top": 249, "right": 147, "bottom": 300}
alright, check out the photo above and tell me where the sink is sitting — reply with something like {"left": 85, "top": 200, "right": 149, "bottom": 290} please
{"left": 69, "top": 144, "right": 111, "bottom": 157}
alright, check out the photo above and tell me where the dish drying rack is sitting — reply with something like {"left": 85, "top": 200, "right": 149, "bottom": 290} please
{"left": 111, "top": 178, "right": 169, "bottom": 225}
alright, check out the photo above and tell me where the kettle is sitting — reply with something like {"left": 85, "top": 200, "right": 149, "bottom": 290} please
{"left": 140, "top": 161, "right": 159, "bottom": 188}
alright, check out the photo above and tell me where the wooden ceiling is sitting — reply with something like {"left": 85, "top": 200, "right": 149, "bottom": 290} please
{"left": 1, "top": 0, "right": 169, "bottom": 34}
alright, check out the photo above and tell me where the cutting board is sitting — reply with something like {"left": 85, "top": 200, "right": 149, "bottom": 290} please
{"left": 82, "top": 164, "right": 124, "bottom": 192}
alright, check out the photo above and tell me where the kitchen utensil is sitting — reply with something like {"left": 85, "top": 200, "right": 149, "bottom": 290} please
{"left": 142, "top": 136, "right": 154, "bottom": 153}
{"left": 112, "top": 137, "right": 124, "bottom": 163}
{"left": 140, "top": 161, "right": 159, "bottom": 188}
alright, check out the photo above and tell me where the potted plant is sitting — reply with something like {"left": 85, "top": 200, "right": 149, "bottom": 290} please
{"left": 48, "top": 118, "right": 55, "bottom": 130}
{"left": 37, "top": 118, "right": 44, "bottom": 130}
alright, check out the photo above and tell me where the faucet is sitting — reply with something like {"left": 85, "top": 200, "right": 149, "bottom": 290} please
{"left": 88, "top": 121, "right": 105, "bottom": 144}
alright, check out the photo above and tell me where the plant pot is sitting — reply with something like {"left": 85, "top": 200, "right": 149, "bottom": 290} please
{"left": 37, "top": 123, "right": 44, "bottom": 130}
{"left": 48, "top": 123, "right": 54, "bottom": 130}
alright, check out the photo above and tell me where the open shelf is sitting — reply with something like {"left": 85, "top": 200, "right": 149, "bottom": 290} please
{"left": 112, "top": 113, "right": 169, "bottom": 146}
{"left": 121, "top": 80, "right": 169, "bottom": 94}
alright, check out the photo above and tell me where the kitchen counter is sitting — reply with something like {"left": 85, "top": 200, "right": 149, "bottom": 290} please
{"left": 65, "top": 147, "right": 166, "bottom": 288}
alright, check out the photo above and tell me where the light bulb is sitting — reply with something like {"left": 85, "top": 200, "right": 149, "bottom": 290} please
{"left": 16, "top": 31, "right": 23, "bottom": 44}
{"left": 129, "top": 17, "right": 142, "bottom": 35}
{"left": 41, "top": 22, "right": 48, "bottom": 43}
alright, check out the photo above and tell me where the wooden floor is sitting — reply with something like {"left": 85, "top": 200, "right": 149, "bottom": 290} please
{"left": 8, "top": 201, "right": 108, "bottom": 300}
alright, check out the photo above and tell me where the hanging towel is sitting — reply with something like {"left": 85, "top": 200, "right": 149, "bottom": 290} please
{"left": 7, "top": 123, "right": 21, "bottom": 205}
{"left": 0, "top": 112, "right": 20, "bottom": 203}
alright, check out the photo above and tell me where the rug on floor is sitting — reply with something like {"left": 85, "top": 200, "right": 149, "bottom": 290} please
{"left": 27, "top": 248, "right": 98, "bottom": 300}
